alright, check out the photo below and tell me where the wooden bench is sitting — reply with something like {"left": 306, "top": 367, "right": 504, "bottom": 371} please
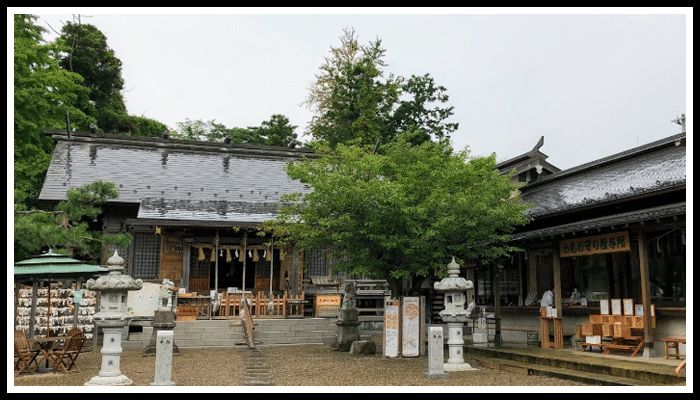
{"left": 660, "top": 338, "right": 685, "bottom": 360}
{"left": 600, "top": 337, "right": 645, "bottom": 357}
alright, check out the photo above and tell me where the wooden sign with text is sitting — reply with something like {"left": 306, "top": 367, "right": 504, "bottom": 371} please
{"left": 560, "top": 231, "right": 630, "bottom": 257}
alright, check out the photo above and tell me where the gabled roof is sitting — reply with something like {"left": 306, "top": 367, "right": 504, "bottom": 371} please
{"left": 39, "top": 131, "right": 316, "bottom": 224}
{"left": 519, "top": 133, "right": 686, "bottom": 218}
{"left": 495, "top": 136, "right": 561, "bottom": 177}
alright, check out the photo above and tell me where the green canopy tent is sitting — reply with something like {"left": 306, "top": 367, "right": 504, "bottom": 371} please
{"left": 14, "top": 251, "right": 108, "bottom": 339}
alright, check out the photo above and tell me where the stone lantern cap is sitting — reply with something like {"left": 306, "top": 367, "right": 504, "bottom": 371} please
{"left": 86, "top": 251, "right": 143, "bottom": 292}
{"left": 434, "top": 257, "right": 473, "bottom": 292}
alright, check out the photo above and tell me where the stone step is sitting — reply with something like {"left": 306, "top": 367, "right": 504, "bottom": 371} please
{"left": 476, "top": 358, "right": 650, "bottom": 386}
{"left": 122, "top": 317, "right": 337, "bottom": 348}
{"left": 465, "top": 345, "right": 685, "bottom": 386}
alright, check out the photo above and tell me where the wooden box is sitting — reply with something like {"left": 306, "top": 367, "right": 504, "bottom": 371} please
{"left": 613, "top": 323, "right": 632, "bottom": 338}
{"left": 630, "top": 316, "right": 644, "bottom": 329}
{"left": 589, "top": 314, "right": 603, "bottom": 324}
{"left": 602, "top": 323, "right": 613, "bottom": 337}
{"left": 581, "top": 323, "right": 602, "bottom": 336}
{"left": 176, "top": 305, "right": 198, "bottom": 321}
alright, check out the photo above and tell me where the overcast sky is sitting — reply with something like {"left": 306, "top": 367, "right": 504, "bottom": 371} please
{"left": 22, "top": 8, "right": 690, "bottom": 171}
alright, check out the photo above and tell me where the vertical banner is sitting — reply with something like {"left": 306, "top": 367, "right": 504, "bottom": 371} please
{"left": 401, "top": 296, "right": 422, "bottom": 357}
{"left": 383, "top": 296, "right": 400, "bottom": 358}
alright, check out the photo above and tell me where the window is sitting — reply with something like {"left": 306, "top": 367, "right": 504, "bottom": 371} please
{"left": 132, "top": 233, "right": 160, "bottom": 278}
{"left": 303, "top": 247, "right": 328, "bottom": 277}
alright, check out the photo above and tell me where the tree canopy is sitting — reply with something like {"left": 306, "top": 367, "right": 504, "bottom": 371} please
{"left": 264, "top": 132, "right": 531, "bottom": 295}
{"left": 14, "top": 180, "right": 133, "bottom": 262}
{"left": 302, "top": 27, "right": 458, "bottom": 149}
{"left": 171, "top": 114, "right": 300, "bottom": 147}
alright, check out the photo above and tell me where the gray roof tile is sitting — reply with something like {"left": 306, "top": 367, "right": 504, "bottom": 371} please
{"left": 520, "top": 135, "right": 686, "bottom": 217}
{"left": 39, "top": 133, "right": 312, "bottom": 223}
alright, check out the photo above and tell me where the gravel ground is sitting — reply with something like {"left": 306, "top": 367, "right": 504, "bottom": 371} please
{"left": 13, "top": 342, "right": 591, "bottom": 389}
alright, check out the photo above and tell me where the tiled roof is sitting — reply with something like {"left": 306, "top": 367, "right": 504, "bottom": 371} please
{"left": 512, "top": 202, "right": 686, "bottom": 241}
{"left": 39, "top": 132, "right": 314, "bottom": 224}
{"left": 519, "top": 133, "right": 686, "bottom": 218}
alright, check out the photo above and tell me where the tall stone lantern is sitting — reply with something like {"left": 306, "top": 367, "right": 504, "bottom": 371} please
{"left": 434, "top": 257, "right": 477, "bottom": 371}
{"left": 85, "top": 251, "right": 143, "bottom": 386}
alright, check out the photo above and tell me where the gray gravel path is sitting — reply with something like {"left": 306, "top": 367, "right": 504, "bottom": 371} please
{"left": 13, "top": 344, "right": 591, "bottom": 388}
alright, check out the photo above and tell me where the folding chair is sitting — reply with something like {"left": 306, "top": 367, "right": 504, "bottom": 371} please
{"left": 14, "top": 330, "right": 39, "bottom": 375}
{"left": 48, "top": 331, "right": 86, "bottom": 374}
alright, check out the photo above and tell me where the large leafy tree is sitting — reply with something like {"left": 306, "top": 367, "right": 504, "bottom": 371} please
{"left": 57, "top": 21, "right": 127, "bottom": 133}
{"left": 303, "top": 27, "right": 458, "bottom": 149}
{"left": 14, "top": 180, "right": 133, "bottom": 262}
{"left": 264, "top": 132, "right": 531, "bottom": 295}
{"left": 13, "top": 14, "right": 94, "bottom": 209}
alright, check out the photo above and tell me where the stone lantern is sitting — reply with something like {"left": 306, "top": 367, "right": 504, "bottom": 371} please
{"left": 434, "top": 257, "right": 477, "bottom": 371}
{"left": 85, "top": 251, "right": 143, "bottom": 386}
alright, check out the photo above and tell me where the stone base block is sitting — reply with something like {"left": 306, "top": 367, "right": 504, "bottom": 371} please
{"left": 349, "top": 340, "right": 376, "bottom": 355}
{"left": 444, "top": 362, "right": 478, "bottom": 371}
{"left": 85, "top": 374, "right": 134, "bottom": 386}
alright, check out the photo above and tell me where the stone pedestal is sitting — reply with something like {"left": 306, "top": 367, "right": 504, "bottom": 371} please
{"left": 330, "top": 283, "right": 361, "bottom": 351}
{"left": 443, "top": 321, "right": 477, "bottom": 371}
{"left": 332, "top": 318, "right": 361, "bottom": 351}
{"left": 143, "top": 310, "right": 179, "bottom": 356}
{"left": 85, "top": 326, "right": 134, "bottom": 386}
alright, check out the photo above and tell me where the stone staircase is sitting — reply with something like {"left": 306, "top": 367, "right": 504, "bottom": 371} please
{"left": 122, "top": 318, "right": 337, "bottom": 349}
{"left": 465, "top": 345, "right": 686, "bottom": 386}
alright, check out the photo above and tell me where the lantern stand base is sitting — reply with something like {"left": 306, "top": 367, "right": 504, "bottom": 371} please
{"left": 85, "top": 375, "right": 134, "bottom": 386}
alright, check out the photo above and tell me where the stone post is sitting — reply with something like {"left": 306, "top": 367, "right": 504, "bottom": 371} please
{"left": 434, "top": 257, "right": 477, "bottom": 371}
{"left": 85, "top": 251, "right": 143, "bottom": 386}
{"left": 423, "top": 326, "right": 448, "bottom": 379}
{"left": 150, "top": 330, "right": 176, "bottom": 386}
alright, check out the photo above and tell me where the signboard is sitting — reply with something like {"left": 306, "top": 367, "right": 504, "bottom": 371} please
{"left": 314, "top": 294, "right": 341, "bottom": 318}
{"left": 383, "top": 297, "right": 400, "bottom": 358}
{"left": 560, "top": 231, "right": 630, "bottom": 257}
{"left": 126, "top": 282, "right": 162, "bottom": 317}
{"left": 401, "top": 297, "right": 422, "bottom": 357}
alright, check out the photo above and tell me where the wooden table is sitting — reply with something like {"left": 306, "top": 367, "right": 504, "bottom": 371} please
{"left": 28, "top": 336, "right": 66, "bottom": 373}
{"left": 661, "top": 338, "right": 686, "bottom": 359}
{"left": 540, "top": 317, "right": 564, "bottom": 349}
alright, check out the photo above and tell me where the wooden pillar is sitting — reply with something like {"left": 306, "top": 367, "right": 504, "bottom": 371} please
{"left": 493, "top": 263, "right": 502, "bottom": 345}
{"left": 552, "top": 246, "right": 562, "bottom": 316}
{"left": 527, "top": 250, "right": 538, "bottom": 296}
{"left": 638, "top": 230, "right": 655, "bottom": 357}
{"left": 29, "top": 280, "right": 38, "bottom": 339}
{"left": 181, "top": 245, "right": 191, "bottom": 292}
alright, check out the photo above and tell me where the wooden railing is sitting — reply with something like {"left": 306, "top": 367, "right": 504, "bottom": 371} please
{"left": 217, "top": 292, "right": 306, "bottom": 319}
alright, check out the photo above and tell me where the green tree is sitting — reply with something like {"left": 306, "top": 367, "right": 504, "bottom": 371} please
{"left": 57, "top": 21, "right": 127, "bottom": 133}
{"left": 251, "top": 114, "right": 299, "bottom": 147}
{"left": 303, "top": 27, "right": 400, "bottom": 148}
{"left": 303, "top": 28, "right": 457, "bottom": 149}
{"left": 113, "top": 114, "right": 170, "bottom": 138}
{"left": 171, "top": 114, "right": 299, "bottom": 147}
{"left": 263, "top": 131, "right": 531, "bottom": 296}
{"left": 13, "top": 14, "right": 93, "bottom": 209}
{"left": 14, "top": 180, "right": 133, "bottom": 262}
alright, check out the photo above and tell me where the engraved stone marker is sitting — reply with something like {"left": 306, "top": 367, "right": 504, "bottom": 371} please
{"left": 150, "top": 330, "right": 175, "bottom": 386}
{"left": 424, "top": 327, "right": 448, "bottom": 379}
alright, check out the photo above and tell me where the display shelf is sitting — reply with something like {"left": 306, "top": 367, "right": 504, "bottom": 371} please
{"left": 15, "top": 284, "right": 98, "bottom": 339}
